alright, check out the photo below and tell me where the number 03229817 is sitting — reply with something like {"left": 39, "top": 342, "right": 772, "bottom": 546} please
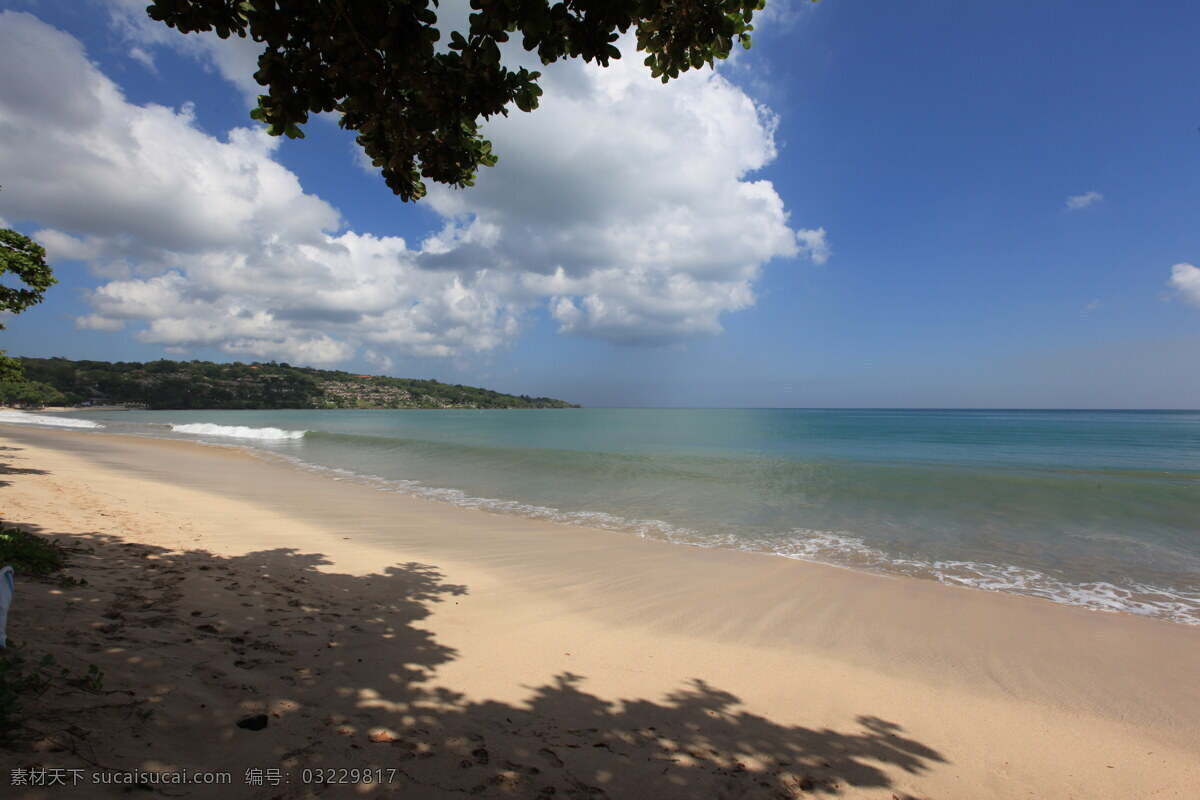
{"left": 300, "top": 768, "right": 400, "bottom": 785}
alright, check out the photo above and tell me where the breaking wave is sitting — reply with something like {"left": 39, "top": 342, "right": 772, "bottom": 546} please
{"left": 170, "top": 423, "right": 306, "bottom": 440}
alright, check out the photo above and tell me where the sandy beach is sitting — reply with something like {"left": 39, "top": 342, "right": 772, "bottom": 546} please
{"left": 1, "top": 425, "right": 1198, "bottom": 799}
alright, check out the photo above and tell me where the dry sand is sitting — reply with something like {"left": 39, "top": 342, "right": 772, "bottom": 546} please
{"left": 0, "top": 425, "right": 1197, "bottom": 799}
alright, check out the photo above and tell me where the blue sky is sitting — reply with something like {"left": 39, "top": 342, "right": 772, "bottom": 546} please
{"left": 0, "top": 0, "right": 1197, "bottom": 407}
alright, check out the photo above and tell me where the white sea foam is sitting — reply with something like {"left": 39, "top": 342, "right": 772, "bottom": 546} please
{"left": 170, "top": 423, "right": 306, "bottom": 440}
{"left": 0, "top": 410, "right": 103, "bottom": 429}
{"left": 769, "top": 529, "right": 1200, "bottom": 626}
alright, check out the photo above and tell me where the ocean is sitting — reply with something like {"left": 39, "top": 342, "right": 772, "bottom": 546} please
{"left": 5, "top": 407, "right": 1199, "bottom": 625}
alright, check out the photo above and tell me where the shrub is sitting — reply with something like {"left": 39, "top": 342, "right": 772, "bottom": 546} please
{"left": 0, "top": 525, "right": 64, "bottom": 576}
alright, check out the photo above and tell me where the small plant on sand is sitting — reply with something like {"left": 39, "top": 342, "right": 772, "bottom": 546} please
{"left": 0, "top": 644, "right": 107, "bottom": 746}
{"left": 69, "top": 663, "right": 105, "bottom": 693}
{"left": 0, "top": 524, "right": 64, "bottom": 576}
{"left": 0, "top": 646, "right": 65, "bottom": 744}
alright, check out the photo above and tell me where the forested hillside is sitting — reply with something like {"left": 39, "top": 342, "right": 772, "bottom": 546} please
{"left": 5, "top": 357, "right": 579, "bottom": 410}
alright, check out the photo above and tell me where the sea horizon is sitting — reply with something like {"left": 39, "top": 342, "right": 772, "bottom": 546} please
{"left": 43, "top": 403, "right": 1200, "bottom": 411}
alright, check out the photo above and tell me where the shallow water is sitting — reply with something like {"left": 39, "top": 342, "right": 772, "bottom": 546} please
{"left": 14, "top": 407, "right": 1200, "bottom": 624}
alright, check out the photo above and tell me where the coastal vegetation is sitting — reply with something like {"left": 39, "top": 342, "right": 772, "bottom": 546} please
{"left": 0, "top": 378, "right": 66, "bottom": 409}
{"left": 8, "top": 356, "right": 579, "bottom": 410}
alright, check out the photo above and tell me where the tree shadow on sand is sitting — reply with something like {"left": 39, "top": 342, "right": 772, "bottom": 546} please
{"left": 2, "top": 525, "right": 945, "bottom": 799}
{"left": 0, "top": 446, "right": 49, "bottom": 487}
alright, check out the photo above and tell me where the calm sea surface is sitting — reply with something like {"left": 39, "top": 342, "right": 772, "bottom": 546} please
{"left": 9, "top": 407, "right": 1200, "bottom": 625}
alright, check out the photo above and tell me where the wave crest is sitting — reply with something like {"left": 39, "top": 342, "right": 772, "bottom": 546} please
{"left": 170, "top": 423, "right": 306, "bottom": 440}
{"left": 0, "top": 410, "right": 104, "bottom": 429}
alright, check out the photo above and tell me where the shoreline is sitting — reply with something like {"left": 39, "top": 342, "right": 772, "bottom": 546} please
{"left": 12, "top": 408, "right": 1199, "bottom": 627}
{"left": 10, "top": 420, "right": 1199, "bottom": 631}
{"left": 1, "top": 425, "right": 1198, "bottom": 798}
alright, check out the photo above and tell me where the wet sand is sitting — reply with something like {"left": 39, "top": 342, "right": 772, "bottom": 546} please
{"left": 1, "top": 425, "right": 1197, "bottom": 798}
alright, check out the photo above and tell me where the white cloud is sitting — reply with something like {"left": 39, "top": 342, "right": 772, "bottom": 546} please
{"left": 1065, "top": 190, "right": 1103, "bottom": 211}
{"left": 424, "top": 44, "right": 807, "bottom": 343}
{"left": 76, "top": 314, "right": 126, "bottom": 332}
{"left": 364, "top": 349, "right": 394, "bottom": 373}
{"left": 0, "top": 12, "right": 816, "bottom": 365}
{"left": 795, "top": 227, "right": 830, "bottom": 265}
{"left": 32, "top": 229, "right": 103, "bottom": 262}
{"left": 0, "top": 16, "right": 337, "bottom": 257}
{"left": 1168, "top": 263, "right": 1200, "bottom": 307}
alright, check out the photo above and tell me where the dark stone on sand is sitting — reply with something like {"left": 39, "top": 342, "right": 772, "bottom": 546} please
{"left": 237, "top": 714, "right": 269, "bottom": 731}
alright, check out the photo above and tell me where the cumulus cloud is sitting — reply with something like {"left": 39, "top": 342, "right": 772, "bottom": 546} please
{"left": 1065, "top": 190, "right": 1103, "bottom": 211}
{"left": 1168, "top": 263, "right": 1200, "bottom": 307}
{"left": 0, "top": 12, "right": 815, "bottom": 365}
{"left": 424, "top": 46, "right": 807, "bottom": 343}
{"left": 0, "top": 17, "right": 337, "bottom": 257}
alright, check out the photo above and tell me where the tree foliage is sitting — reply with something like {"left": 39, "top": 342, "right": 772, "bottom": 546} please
{"left": 1, "top": 226, "right": 57, "bottom": 384}
{"left": 0, "top": 379, "right": 66, "bottom": 409}
{"left": 146, "top": 0, "right": 774, "bottom": 201}
{"left": 0, "top": 356, "right": 21, "bottom": 384}
{"left": 0, "top": 228, "right": 56, "bottom": 326}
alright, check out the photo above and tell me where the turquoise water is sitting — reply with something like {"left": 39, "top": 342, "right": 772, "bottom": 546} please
{"left": 13, "top": 407, "right": 1200, "bottom": 624}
